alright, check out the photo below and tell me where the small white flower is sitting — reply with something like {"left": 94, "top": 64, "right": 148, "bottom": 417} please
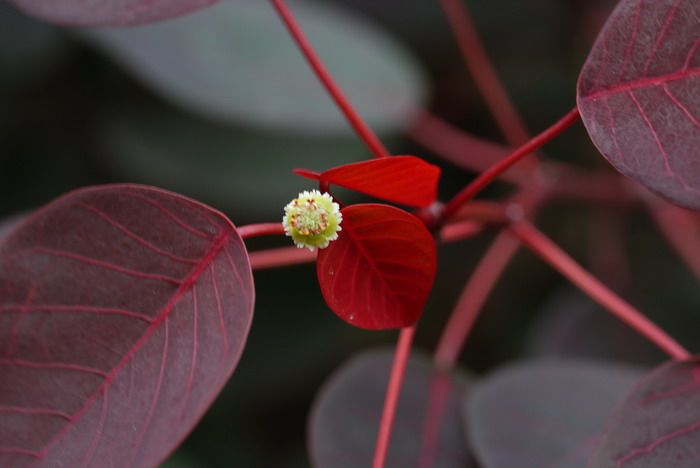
{"left": 283, "top": 190, "right": 342, "bottom": 251}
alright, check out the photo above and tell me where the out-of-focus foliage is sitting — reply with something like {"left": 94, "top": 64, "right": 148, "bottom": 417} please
{"left": 4, "top": 0, "right": 695, "bottom": 466}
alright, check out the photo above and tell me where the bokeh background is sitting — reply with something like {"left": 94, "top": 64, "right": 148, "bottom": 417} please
{"left": 2, "top": 0, "right": 698, "bottom": 466}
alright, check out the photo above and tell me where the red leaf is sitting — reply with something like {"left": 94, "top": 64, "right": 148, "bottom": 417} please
{"left": 6, "top": 0, "right": 220, "bottom": 27}
{"left": 0, "top": 185, "right": 255, "bottom": 467}
{"left": 467, "top": 358, "right": 645, "bottom": 468}
{"left": 309, "top": 348, "right": 474, "bottom": 468}
{"left": 577, "top": 0, "right": 700, "bottom": 210}
{"left": 317, "top": 204, "right": 436, "bottom": 329}
{"left": 588, "top": 357, "right": 700, "bottom": 467}
{"left": 298, "top": 156, "right": 441, "bottom": 208}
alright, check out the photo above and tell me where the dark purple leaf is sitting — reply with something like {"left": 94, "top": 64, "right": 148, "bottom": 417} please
{"left": 577, "top": 0, "right": 700, "bottom": 210}
{"left": 467, "top": 359, "right": 645, "bottom": 468}
{"left": 588, "top": 357, "right": 700, "bottom": 467}
{"left": 0, "top": 184, "right": 255, "bottom": 467}
{"left": 6, "top": 0, "right": 220, "bottom": 27}
{"left": 309, "top": 348, "right": 475, "bottom": 468}
{"left": 317, "top": 204, "right": 437, "bottom": 329}
{"left": 294, "top": 156, "right": 441, "bottom": 208}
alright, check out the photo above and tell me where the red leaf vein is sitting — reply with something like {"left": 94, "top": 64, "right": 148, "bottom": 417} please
{"left": 0, "top": 305, "right": 154, "bottom": 323}
{"left": 33, "top": 230, "right": 232, "bottom": 461}
{"left": 75, "top": 202, "right": 199, "bottom": 265}
{"left": 641, "top": 0, "right": 683, "bottom": 77}
{"left": 616, "top": 420, "right": 700, "bottom": 466}
{"left": 0, "top": 359, "right": 108, "bottom": 377}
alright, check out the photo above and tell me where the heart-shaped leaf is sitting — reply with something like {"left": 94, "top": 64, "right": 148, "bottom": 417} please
{"left": 317, "top": 204, "right": 436, "bottom": 329}
{"left": 577, "top": 0, "right": 700, "bottom": 210}
{"left": 466, "top": 359, "right": 645, "bottom": 468}
{"left": 80, "top": 0, "right": 426, "bottom": 135}
{"left": 588, "top": 357, "right": 700, "bottom": 467}
{"left": 6, "top": 0, "right": 220, "bottom": 27}
{"left": 309, "top": 348, "right": 475, "bottom": 468}
{"left": 0, "top": 185, "right": 255, "bottom": 467}
{"left": 294, "top": 156, "right": 440, "bottom": 208}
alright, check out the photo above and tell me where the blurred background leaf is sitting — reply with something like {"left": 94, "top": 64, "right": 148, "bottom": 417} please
{"left": 79, "top": 0, "right": 427, "bottom": 136}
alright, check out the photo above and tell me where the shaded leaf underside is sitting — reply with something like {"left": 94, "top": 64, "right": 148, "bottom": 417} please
{"left": 309, "top": 348, "right": 474, "bottom": 468}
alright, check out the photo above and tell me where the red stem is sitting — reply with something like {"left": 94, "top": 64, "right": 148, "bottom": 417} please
{"left": 434, "top": 231, "right": 521, "bottom": 370}
{"left": 417, "top": 373, "right": 451, "bottom": 468}
{"left": 270, "top": 0, "right": 391, "bottom": 159}
{"left": 373, "top": 324, "right": 416, "bottom": 468}
{"left": 237, "top": 223, "right": 286, "bottom": 239}
{"left": 436, "top": 0, "right": 530, "bottom": 146}
{"left": 246, "top": 219, "right": 487, "bottom": 270}
{"left": 248, "top": 246, "right": 315, "bottom": 269}
{"left": 510, "top": 220, "right": 690, "bottom": 360}
{"left": 442, "top": 107, "right": 580, "bottom": 220}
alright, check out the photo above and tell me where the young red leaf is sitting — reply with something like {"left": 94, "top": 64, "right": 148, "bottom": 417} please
{"left": 577, "top": 0, "right": 700, "bottom": 210}
{"left": 588, "top": 357, "right": 700, "bottom": 467}
{"left": 0, "top": 185, "right": 255, "bottom": 467}
{"left": 309, "top": 348, "right": 474, "bottom": 468}
{"left": 467, "top": 359, "right": 645, "bottom": 468}
{"left": 302, "top": 156, "right": 441, "bottom": 208}
{"left": 6, "top": 0, "right": 221, "bottom": 27}
{"left": 317, "top": 204, "right": 436, "bottom": 329}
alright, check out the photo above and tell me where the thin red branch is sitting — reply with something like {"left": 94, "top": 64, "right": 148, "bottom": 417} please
{"left": 417, "top": 373, "right": 451, "bottom": 468}
{"left": 434, "top": 231, "right": 521, "bottom": 370}
{"left": 437, "top": 0, "right": 531, "bottom": 146}
{"left": 248, "top": 246, "right": 315, "bottom": 269}
{"left": 237, "top": 223, "right": 286, "bottom": 239}
{"left": 373, "top": 324, "right": 416, "bottom": 468}
{"left": 270, "top": 0, "right": 391, "bottom": 159}
{"left": 442, "top": 107, "right": 580, "bottom": 220}
{"left": 510, "top": 220, "right": 690, "bottom": 360}
{"left": 246, "top": 219, "right": 487, "bottom": 270}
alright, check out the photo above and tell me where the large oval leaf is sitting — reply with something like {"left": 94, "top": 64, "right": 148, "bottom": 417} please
{"left": 467, "top": 359, "right": 645, "bottom": 468}
{"left": 0, "top": 185, "right": 255, "bottom": 467}
{"left": 309, "top": 348, "right": 474, "bottom": 468}
{"left": 80, "top": 0, "right": 426, "bottom": 135}
{"left": 588, "top": 357, "right": 700, "bottom": 467}
{"left": 317, "top": 204, "right": 437, "bottom": 329}
{"left": 294, "top": 156, "right": 441, "bottom": 208}
{"left": 6, "top": 0, "right": 220, "bottom": 27}
{"left": 577, "top": 0, "right": 700, "bottom": 210}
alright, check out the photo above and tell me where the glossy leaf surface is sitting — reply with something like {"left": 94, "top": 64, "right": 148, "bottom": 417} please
{"left": 0, "top": 185, "right": 255, "bottom": 467}
{"left": 317, "top": 204, "right": 436, "bottom": 329}
{"left": 80, "top": 0, "right": 426, "bottom": 135}
{"left": 577, "top": 0, "right": 700, "bottom": 210}
{"left": 588, "top": 357, "right": 700, "bottom": 467}
{"left": 467, "top": 359, "right": 645, "bottom": 468}
{"left": 6, "top": 0, "right": 220, "bottom": 27}
{"left": 309, "top": 348, "right": 474, "bottom": 468}
{"left": 294, "top": 156, "right": 440, "bottom": 208}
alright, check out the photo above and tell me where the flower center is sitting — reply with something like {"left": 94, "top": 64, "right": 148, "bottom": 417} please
{"left": 289, "top": 199, "right": 329, "bottom": 235}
